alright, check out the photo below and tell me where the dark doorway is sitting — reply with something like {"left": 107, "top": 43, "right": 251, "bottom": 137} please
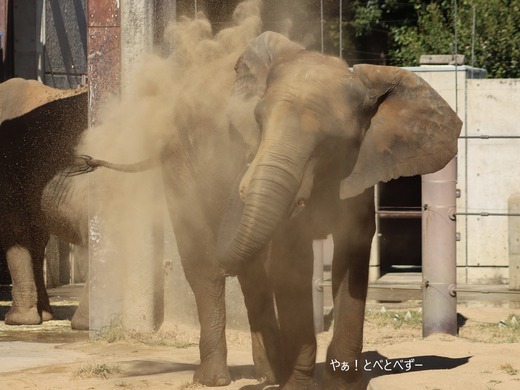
{"left": 0, "top": 245, "right": 11, "bottom": 285}
{"left": 377, "top": 176, "right": 422, "bottom": 276}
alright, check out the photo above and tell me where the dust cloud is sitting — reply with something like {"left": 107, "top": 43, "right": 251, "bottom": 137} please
{"left": 73, "top": 0, "right": 263, "bottom": 330}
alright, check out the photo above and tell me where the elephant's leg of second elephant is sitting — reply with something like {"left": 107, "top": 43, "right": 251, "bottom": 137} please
{"left": 71, "top": 280, "right": 90, "bottom": 330}
{"left": 5, "top": 244, "right": 43, "bottom": 325}
{"left": 270, "top": 229, "right": 317, "bottom": 390}
{"left": 237, "top": 250, "right": 283, "bottom": 384}
{"left": 324, "top": 189, "right": 375, "bottom": 390}
{"left": 181, "top": 257, "right": 230, "bottom": 386}
{"left": 31, "top": 238, "right": 53, "bottom": 322}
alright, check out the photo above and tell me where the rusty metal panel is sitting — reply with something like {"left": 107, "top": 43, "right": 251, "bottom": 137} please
{"left": 87, "top": 0, "right": 120, "bottom": 27}
{"left": 87, "top": 26, "right": 120, "bottom": 126}
{"left": 0, "top": 0, "right": 7, "bottom": 59}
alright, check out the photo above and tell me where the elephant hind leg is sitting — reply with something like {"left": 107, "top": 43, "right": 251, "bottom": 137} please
{"left": 4, "top": 228, "right": 54, "bottom": 325}
{"left": 71, "top": 281, "right": 89, "bottom": 330}
{"left": 4, "top": 245, "right": 42, "bottom": 325}
{"left": 32, "top": 242, "right": 53, "bottom": 322}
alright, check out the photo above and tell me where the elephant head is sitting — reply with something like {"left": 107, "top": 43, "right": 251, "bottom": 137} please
{"left": 218, "top": 31, "right": 462, "bottom": 272}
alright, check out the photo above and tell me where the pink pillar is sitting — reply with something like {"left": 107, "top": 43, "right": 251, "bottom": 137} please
{"left": 422, "top": 158, "right": 457, "bottom": 337}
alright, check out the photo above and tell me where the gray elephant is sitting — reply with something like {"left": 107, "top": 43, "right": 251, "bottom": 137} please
{"left": 217, "top": 32, "right": 463, "bottom": 389}
{"left": 0, "top": 78, "right": 89, "bottom": 327}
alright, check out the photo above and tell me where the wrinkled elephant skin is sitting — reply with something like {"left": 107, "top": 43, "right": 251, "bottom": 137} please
{"left": 218, "top": 32, "right": 462, "bottom": 389}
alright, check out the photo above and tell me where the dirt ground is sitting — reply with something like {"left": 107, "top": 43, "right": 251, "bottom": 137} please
{"left": 1, "top": 292, "right": 520, "bottom": 390}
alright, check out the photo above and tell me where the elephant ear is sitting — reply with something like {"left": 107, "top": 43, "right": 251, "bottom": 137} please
{"left": 339, "top": 64, "right": 462, "bottom": 200}
{"left": 232, "top": 31, "right": 305, "bottom": 99}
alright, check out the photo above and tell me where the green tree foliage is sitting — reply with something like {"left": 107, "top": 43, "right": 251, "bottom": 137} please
{"left": 346, "top": 0, "right": 520, "bottom": 78}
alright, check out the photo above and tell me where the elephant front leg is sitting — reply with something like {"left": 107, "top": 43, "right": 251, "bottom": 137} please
{"left": 237, "top": 251, "right": 283, "bottom": 385}
{"left": 270, "top": 232, "right": 318, "bottom": 390}
{"left": 324, "top": 190, "right": 375, "bottom": 390}
{"left": 5, "top": 245, "right": 42, "bottom": 325}
{"left": 183, "top": 262, "right": 231, "bottom": 386}
{"left": 324, "top": 263, "right": 368, "bottom": 390}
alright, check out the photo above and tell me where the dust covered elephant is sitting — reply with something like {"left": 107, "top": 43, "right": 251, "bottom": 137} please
{"left": 0, "top": 78, "right": 89, "bottom": 326}
{"left": 0, "top": 70, "right": 271, "bottom": 386}
{"left": 217, "top": 32, "right": 463, "bottom": 389}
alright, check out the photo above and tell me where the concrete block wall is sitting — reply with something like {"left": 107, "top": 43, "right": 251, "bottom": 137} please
{"left": 404, "top": 66, "right": 520, "bottom": 285}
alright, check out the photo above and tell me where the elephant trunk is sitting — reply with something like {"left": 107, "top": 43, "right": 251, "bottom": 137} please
{"left": 217, "top": 143, "right": 310, "bottom": 274}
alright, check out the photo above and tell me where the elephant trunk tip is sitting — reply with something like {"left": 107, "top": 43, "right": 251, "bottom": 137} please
{"left": 216, "top": 235, "right": 255, "bottom": 276}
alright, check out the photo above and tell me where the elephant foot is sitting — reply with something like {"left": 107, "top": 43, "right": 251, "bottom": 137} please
{"left": 254, "top": 360, "right": 278, "bottom": 385}
{"left": 71, "top": 308, "right": 89, "bottom": 330}
{"left": 193, "top": 357, "right": 231, "bottom": 386}
{"left": 5, "top": 306, "right": 42, "bottom": 325}
{"left": 251, "top": 333, "right": 280, "bottom": 384}
{"left": 42, "top": 310, "right": 54, "bottom": 321}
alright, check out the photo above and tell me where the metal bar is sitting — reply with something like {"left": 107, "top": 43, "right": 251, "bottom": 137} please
{"left": 456, "top": 212, "right": 520, "bottom": 217}
{"left": 312, "top": 239, "right": 325, "bottom": 333}
{"left": 376, "top": 210, "right": 422, "bottom": 219}
{"left": 339, "top": 0, "right": 342, "bottom": 58}
{"left": 455, "top": 288, "right": 520, "bottom": 294}
{"left": 459, "top": 135, "right": 520, "bottom": 139}
{"left": 422, "top": 158, "right": 457, "bottom": 337}
{"left": 320, "top": 0, "right": 324, "bottom": 54}
{"left": 458, "top": 265, "right": 509, "bottom": 268}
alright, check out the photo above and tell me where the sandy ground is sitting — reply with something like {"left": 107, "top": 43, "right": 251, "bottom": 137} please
{"left": 1, "top": 298, "right": 520, "bottom": 390}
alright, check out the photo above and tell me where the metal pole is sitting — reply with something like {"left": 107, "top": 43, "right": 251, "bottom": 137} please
{"left": 422, "top": 158, "right": 458, "bottom": 337}
{"left": 35, "top": 0, "right": 44, "bottom": 83}
{"left": 339, "top": 0, "right": 342, "bottom": 58}
{"left": 0, "top": 0, "right": 7, "bottom": 81}
{"left": 471, "top": 5, "right": 476, "bottom": 78}
{"left": 509, "top": 194, "right": 520, "bottom": 290}
{"left": 320, "top": 0, "right": 324, "bottom": 54}
{"left": 312, "top": 239, "right": 325, "bottom": 333}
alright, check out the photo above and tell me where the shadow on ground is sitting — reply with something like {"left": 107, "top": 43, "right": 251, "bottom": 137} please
{"left": 307, "top": 350, "right": 470, "bottom": 390}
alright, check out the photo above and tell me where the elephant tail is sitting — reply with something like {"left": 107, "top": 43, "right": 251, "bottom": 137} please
{"left": 62, "top": 155, "right": 160, "bottom": 176}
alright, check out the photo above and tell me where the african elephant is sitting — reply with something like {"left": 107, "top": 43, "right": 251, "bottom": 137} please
{"left": 217, "top": 32, "right": 463, "bottom": 389}
{"left": 0, "top": 78, "right": 90, "bottom": 327}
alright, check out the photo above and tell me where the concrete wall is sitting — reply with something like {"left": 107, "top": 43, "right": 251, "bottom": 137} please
{"left": 461, "top": 78, "right": 520, "bottom": 284}
{"left": 401, "top": 66, "right": 520, "bottom": 285}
